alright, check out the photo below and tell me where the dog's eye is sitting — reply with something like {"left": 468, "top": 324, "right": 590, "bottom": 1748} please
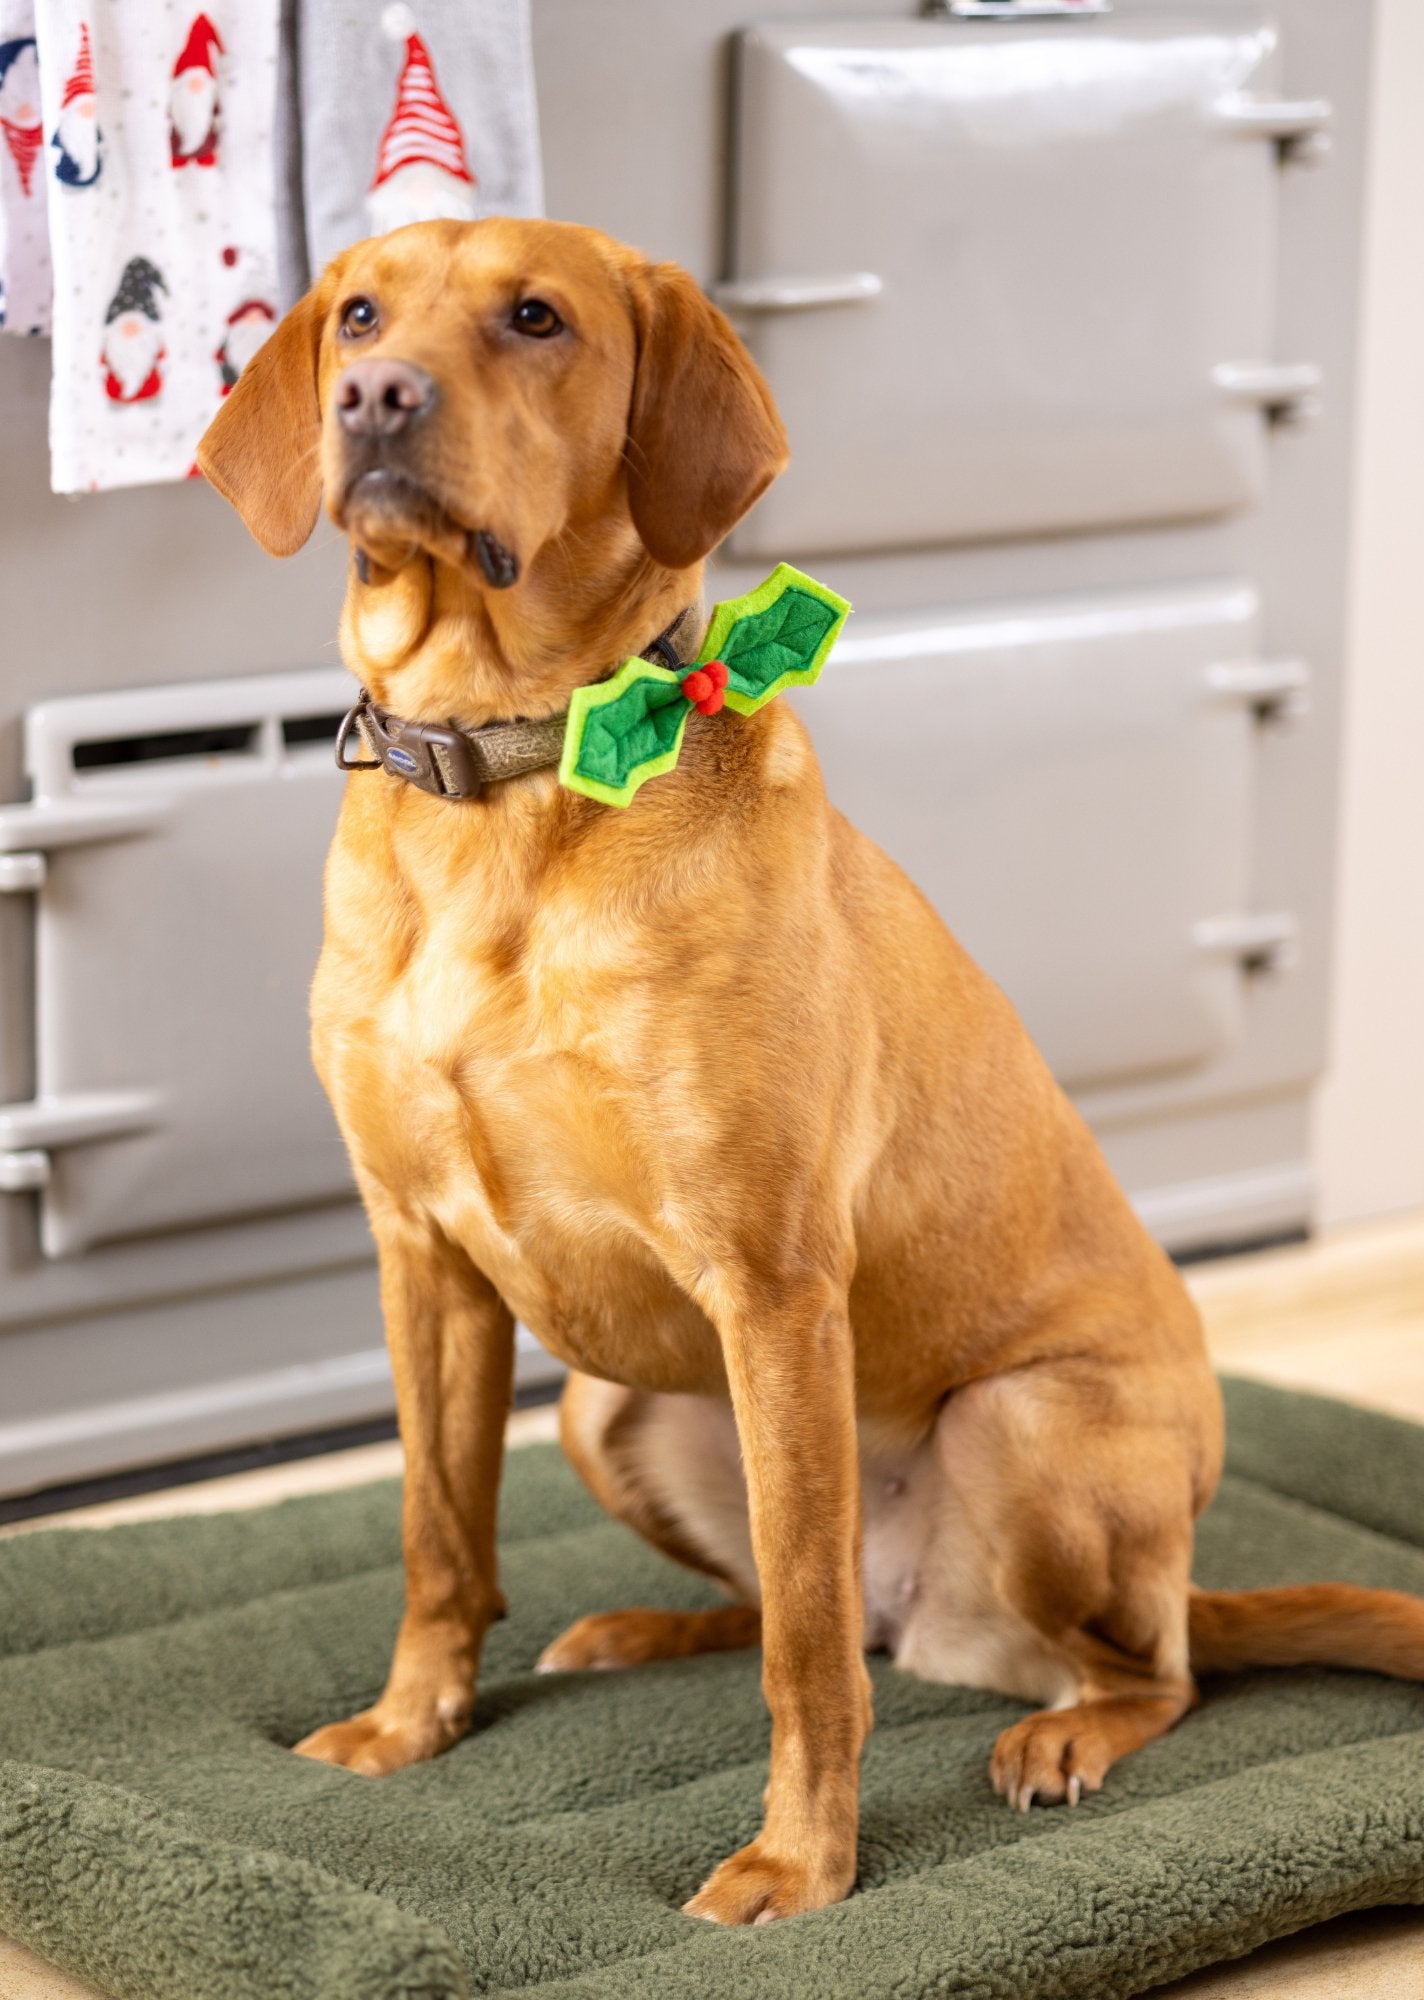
{"left": 340, "top": 296, "right": 378, "bottom": 338}
{"left": 511, "top": 298, "right": 563, "bottom": 339}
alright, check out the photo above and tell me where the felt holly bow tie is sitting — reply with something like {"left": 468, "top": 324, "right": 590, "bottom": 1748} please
{"left": 558, "top": 563, "right": 851, "bottom": 807}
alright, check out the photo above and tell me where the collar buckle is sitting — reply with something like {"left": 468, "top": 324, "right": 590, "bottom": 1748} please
{"left": 373, "top": 704, "right": 482, "bottom": 799}
{"left": 335, "top": 689, "right": 484, "bottom": 797}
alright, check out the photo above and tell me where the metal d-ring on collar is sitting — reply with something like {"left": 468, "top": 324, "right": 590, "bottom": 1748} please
{"left": 334, "top": 607, "right": 696, "bottom": 801}
{"left": 332, "top": 702, "right": 382, "bottom": 774}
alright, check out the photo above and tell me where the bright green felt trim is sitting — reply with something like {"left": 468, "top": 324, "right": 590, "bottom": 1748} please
{"left": 697, "top": 563, "right": 850, "bottom": 716}
{"left": 559, "top": 656, "right": 690, "bottom": 808}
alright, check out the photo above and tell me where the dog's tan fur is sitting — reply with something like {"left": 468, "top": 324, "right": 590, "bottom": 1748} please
{"left": 200, "top": 216, "right": 1424, "bottom": 1926}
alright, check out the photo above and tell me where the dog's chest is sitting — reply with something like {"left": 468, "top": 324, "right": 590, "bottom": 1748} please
{"left": 339, "top": 908, "right": 642, "bottom": 1198}
{"left": 316, "top": 889, "right": 714, "bottom": 1382}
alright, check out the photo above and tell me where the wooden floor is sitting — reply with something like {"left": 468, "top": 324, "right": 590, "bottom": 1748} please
{"left": 1186, "top": 1208, "right": 1424, "bottom": 1425}
{"left": 3, "top": 1210, "right": 1424, "bottom": 1999}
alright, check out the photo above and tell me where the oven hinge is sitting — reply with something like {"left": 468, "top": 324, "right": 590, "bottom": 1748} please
{"left": 1213, "top": 361, "right": 1323, "bottom": 428}
{"left": 712, "top": 272, "right": 882, "bottom": 316}
{"left": 1215, "top": 93, "right": 1333, "bottom": 167}
{"left": 1205, "top": 658, "right": 1311, "bottom": 727}
{"left": 1193, "top": 912, "right": 1299, "bottom": 975}
{"left": 0, "top": 793, "right": 169, "bottom": 875}
{"left": 0, "top": 1089, "right": 165, "bottom": 1191}
{"left": 0, "top": 792, "right": 170, "bottom": 1194}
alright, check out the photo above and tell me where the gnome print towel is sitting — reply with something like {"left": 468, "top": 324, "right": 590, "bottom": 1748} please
{"left": 33, "top": 2, "right": 282, "bottom": 491}
{"left": 0, "top": 0, "right": 51, "bottom": 334}
{"left": 293, "top": 0, "right": 541, "bottom": 281}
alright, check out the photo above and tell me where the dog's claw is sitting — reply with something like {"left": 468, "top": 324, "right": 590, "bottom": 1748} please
{"left": 1018, "top": 1785, "right": 1035, "bottom": 1813}
{"left": 1067, "top": 1775, "right": 1082, "bottom": 1807}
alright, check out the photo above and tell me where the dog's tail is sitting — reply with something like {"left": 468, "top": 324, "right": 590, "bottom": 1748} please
{"left": 1189, "top": 1584, "right": 1424, "bottom": 1678}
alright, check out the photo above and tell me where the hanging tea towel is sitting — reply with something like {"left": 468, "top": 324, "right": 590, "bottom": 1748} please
{"left": 34, "top": 2, "right": 282, "bottom": 492}
{"left": 292, "top": 0, "right": 542, "bottom": 288}
{"left": 0, "top": 0, "right": 52, "bottom": 333}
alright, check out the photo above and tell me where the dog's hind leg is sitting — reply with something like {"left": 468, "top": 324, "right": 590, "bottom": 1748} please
{"left": 538, "top": 1372, "right": 762, "bottom": 1672}
{"left": 930, "top": 1354, "right": 1206, "bottom": 1809}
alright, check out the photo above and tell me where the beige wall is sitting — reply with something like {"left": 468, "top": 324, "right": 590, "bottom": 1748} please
{"left": 1315, "top": 0, "right": 1424, "bottom": 1227}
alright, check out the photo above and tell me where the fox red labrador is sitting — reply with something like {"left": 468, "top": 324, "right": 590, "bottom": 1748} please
{"left": 199, "top": 216, "right": 1424, "bottom": 1925}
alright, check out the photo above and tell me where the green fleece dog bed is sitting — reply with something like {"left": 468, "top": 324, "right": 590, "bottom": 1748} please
{"left": 1, "top": 1377, "right": 1422, "bottom": 2000}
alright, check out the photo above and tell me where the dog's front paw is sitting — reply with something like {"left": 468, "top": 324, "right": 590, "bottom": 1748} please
{"left": 293, "top": 1701, "right": 466, "bottom": 1776}
{"left": 682, "top": 1836, "right": 854, "bottom": 1926}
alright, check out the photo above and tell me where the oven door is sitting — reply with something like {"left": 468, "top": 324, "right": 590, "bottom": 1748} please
{"left": 728, "top": 10, "right": 1314, "bottom": 557}
{"left": 0, "top": 671, "right": 356, "bottom": 1257}
{"left": 793, "top": 579, "right": 1295, "bottom": 1091}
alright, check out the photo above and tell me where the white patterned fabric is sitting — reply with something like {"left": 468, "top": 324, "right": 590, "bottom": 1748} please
{"left": 0, "top": 0, "right": 52, "bottom": 335}
{"left": 34, "top": 2, "right": 282, "bottom": 491}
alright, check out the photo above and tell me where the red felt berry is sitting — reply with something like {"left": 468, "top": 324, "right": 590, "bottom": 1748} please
{"left": 695, "top": 687, "right": 726, "bottom": 716}
{"left": 682, "top": 669, "right": 713, "bottom": 705}
{"left": 703, "top": 659, "right": 730, "bottom": 691}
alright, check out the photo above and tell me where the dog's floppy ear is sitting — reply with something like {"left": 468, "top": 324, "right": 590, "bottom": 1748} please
{"left": 626, "top": 262, "right": 789, "bottom": 570}
{"left": 197, "top": 286, "right": 327, "bottom": 557}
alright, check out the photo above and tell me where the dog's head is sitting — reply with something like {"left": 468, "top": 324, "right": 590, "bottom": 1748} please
{"left": 198, "top": 218, "right": 787, "bottom": 585}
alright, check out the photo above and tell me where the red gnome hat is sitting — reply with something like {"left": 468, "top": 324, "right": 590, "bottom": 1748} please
{"left": 62, "top": 24, "right": 95, "bottom": 107}
{"left": 1, "top": 117, "right": 40, "bottom": 197}
{"left": 173, "top": 13, "right": 222, "bottom": 79}
{"left": 370, "top": 15, "right": 472, "bottom": 192}
{"left": 0, "top": 40, "right": 42, "bottom": 196}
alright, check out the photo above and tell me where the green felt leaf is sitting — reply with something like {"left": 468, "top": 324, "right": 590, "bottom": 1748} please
{"left": 720, "top": 587, "right": 840, "bottom": 699}
{"left": 697, "top": 564, "right": 851, "bottom": 717}
{"left": 560, "top": 659, "right": 690, "bottom": 808}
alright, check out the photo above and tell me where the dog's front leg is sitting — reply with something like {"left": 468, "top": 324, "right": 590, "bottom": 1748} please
{"left": 295, "top": 1221, "right": 515, "bottom": 1775}
{"left": 683, "top": 1270, "right": 870, "bottom": 1924}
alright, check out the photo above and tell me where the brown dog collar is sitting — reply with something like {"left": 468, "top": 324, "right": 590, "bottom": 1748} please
{"left": 335, "top": 608, "right": 696, "bottom": 801}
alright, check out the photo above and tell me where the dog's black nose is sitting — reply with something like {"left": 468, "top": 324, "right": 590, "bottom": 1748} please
{"left": 335, "top": 359, "right": 435, "bottom": 439}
